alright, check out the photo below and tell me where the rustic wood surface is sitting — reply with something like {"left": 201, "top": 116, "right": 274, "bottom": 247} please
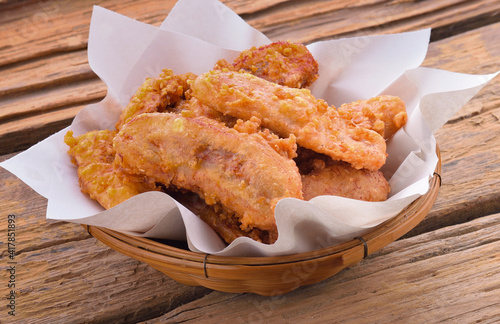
{"left": 140, "top": 213, "right": 500, "bottom": 323}
{"left": 1, "top": 0, "right": 499, "bottom": 323}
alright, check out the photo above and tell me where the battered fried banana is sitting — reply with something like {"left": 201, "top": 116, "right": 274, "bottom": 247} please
{"left": 115, "top": 69, "right": 197, "bottom": 130}
{"left": 215, "top": 40, "right": 319, "bottom": 88}
{"left": 169, "top": 190, "right": 277, "bottom": 244}
{"left": 337, "top": 95, "right": 407, "bottom": 139}
{"left": 65, "top": 129, "right": 159, "bottom": 209}
{"left": 233, "top": 117, "right": 298, "bottom": 159}
{"left": 64, "top": 129, "right": 117, "bottom": 167}
{"left": 113, "top": 113, "right": 303, "bottom": 233}
{"left": 174, "top": 97, "right": 237, "bottom": 127}
{"left": 191, "top": 70, "right": 387, "bottom": 170}
{"left": 301, "top": 160, "right": 390, "bottom": 201}
{"left": 78, "top": 163, "right": 159, "bottom": 209}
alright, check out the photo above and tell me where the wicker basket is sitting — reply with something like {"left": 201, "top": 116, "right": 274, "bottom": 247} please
{"left": 85, "top": 149, "right": 441, "bottom": 296}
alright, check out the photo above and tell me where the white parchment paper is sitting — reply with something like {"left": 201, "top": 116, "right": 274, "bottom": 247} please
{"left": 2, "top": 0, "right": 498, "bottom": 256}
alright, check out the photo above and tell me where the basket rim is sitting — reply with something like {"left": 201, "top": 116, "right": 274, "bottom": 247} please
{"left": 86, "top": 146, "right": 442, "bottom": 267}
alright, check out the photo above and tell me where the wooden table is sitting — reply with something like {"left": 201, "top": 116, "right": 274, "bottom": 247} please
{"left": 1, "top": 0, "right": 499, "bottom": 322}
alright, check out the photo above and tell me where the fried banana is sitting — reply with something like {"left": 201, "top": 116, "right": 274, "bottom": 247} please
{"left": 78, "top": 163, "right": 159, "bottom": 209}
{"left": 337, "top": 95, "right": 407, "bottom": 139}
{"left": 113, "top": 113, "right": 303, "bottom": 232}
{"left": 169, "top": 190, "right": 277, "bottom": 244}
{"left": 301, "top": 160, "right": 390, "bottom": 201}
{"left": 115, "top": 69, "right": 197, "bottom": 130}
{"left": 65, "top": 129, "right": 159, "bottom": 209}
{"left": 64, "top": 129, "right": 117, "bottom": 167}
{"left": 215, "top": 40, "right": 319, "bottom": 88}
{"left": 191, "top": 70, "right": 387, "bottom": 170}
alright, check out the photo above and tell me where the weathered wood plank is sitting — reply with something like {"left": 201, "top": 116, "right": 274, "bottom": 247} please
{"left": 0, "top": 77, "right": 105, "bottom": 155}
{"left": 243, "top": 0, "right": 500, "bottom": 43}
{"left": 0, "top": 237, "right": 211, "bottom": 323}
{"left": 0, "top": 78, "right": 105, "bottom": 123}
{"left": 0, "top": 155, "right": 89, "bottom": 254}
{"left": 2, "top": 0, "right": 499, "bottom": 68}
{"left": 409, "top": 101, "right": 500, "bottom": 237}
{"left": 0, "top": 105, "right": 84, "bottom": 156}
{"left": 0, "top": 50, "right": 95, "bottom": 97}
{"left": 221, "top": 0, "right": 291, "bottom": 15}
{"left": 0, "top": 0, "right": 175, "bottom": 67}
{"left": 138, "top": 213, "right": 500, "bottom": 323}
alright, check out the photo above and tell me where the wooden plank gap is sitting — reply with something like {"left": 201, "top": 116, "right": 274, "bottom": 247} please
{"left": 430, "top": 10, "right": 500, "bottom": 42}
{"left": 0, "top": 69, "right": 98, "bottom": 99}
{"left": 0, "top": 78, "right": 106, "bottom": 124}
{"left": 0, "top": 104, "right": 87, "bottom": 155}
{"left": 0, "top": 42, "right": 88, "bottom": 69}
{"left": 222, "top": 0, "right": 292, "bottom": 16}
{"left": 405, "top": 191, "right": 500, "bottom": 239}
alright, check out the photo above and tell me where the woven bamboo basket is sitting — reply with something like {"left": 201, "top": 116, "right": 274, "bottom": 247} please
{"left": 84, "top": 149, "right": 441, "bottom": 296}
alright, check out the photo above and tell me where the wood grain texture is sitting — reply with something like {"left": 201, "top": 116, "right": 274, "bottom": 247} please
{"left": 238, "top": 0, "right": 500, "bottom": 43}
{"left": 0, "top": 237, "right": 211, "bottom": 323}
{"left": 0, "top": 105, "right": 84, "bottom": 156}
{"left": 0, "top": 50, "right": 95, "bottom": 98}
{"left": 1, "top": 0, "right": 499, "bottom": 154}
{"left": 2, "top": 0, "right": 497, "bottom": 66}
{"left": 0, "top": 0, "right": 174, "bottom": 67}
{"left": 138, "top": 213, "right": 500, "bottom": 323}
{"left": 0, "top": 155, "right": 89, "bottom": 253}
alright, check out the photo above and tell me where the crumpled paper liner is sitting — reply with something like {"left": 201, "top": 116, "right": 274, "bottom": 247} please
{"left": 1, "top": 0, "right": 498, "bottom": 257}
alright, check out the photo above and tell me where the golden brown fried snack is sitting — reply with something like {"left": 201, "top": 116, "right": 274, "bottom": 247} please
{"left": 174, "top": 97, "right": 237, "bottom": 127}
{"left": 295, "top": 147, "right": 390, "bottom": 201}
{"left": 175, "top": 99, "right": 297, "bottom": 159}
{"left": 113, "top": 113, "right": 303, "bottom": 233}
{"left": 233, "top": 117, "right": 298, "bottom": 159}
{"left": 64, "top": 129, "right": 117, "bottom": 167}
{"left": 78, "top": 163, "right": 159, "bottom": 209}
{"left": 337, "top": 95, "right": 407, "bottom": 139}
{"left": 191, "top": 70, "right": 387, "bottom": 170}
{"left": 301, "top": 160, "right": 390, "bottom": 202}
{"left": 64, "top": 129, "right": 159, "bottom": 209}
{"left": 115, "top": 69, "right": 197, "bottom": 130}
{"left": 215, "top": 41, "right": 319, "bottom": 88}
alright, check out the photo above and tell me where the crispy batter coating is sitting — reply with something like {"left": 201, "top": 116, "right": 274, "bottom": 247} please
{"left": 174, "top": 97, "right": 237, "bottom": 127}
{"left": 175, "top": 99, "right": 297, "bottom": 159}
{"left": 301, "top": 160, "right": 390, "bottom": 202}
{"left": 191, "top": 70, "right": 387, "bottom": 170}
{"left": 113, "top": 113, "right": 303, "bottom": 232}
{"left": 233, "top": 117, "right": 298, "bottom": 159}
{"left": 64, "top": 129, "right": 117, "bottom": 167}
{"left": 78, "top": 163, "right": 159, "bottom": 209}
{"left": 215, "top": 41, "right": 319, "bottom": 88}
{"left": 64, "top": 129, "right": 158, "bottom": 209}
{"left": 337, "top": 95, "right": 408, "bottom": 139}
{"left": 115, "top": 69, "right": 197, "bottom": 130}
{"left": 295, "top": 147, "right": 390, "bottom": 201}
